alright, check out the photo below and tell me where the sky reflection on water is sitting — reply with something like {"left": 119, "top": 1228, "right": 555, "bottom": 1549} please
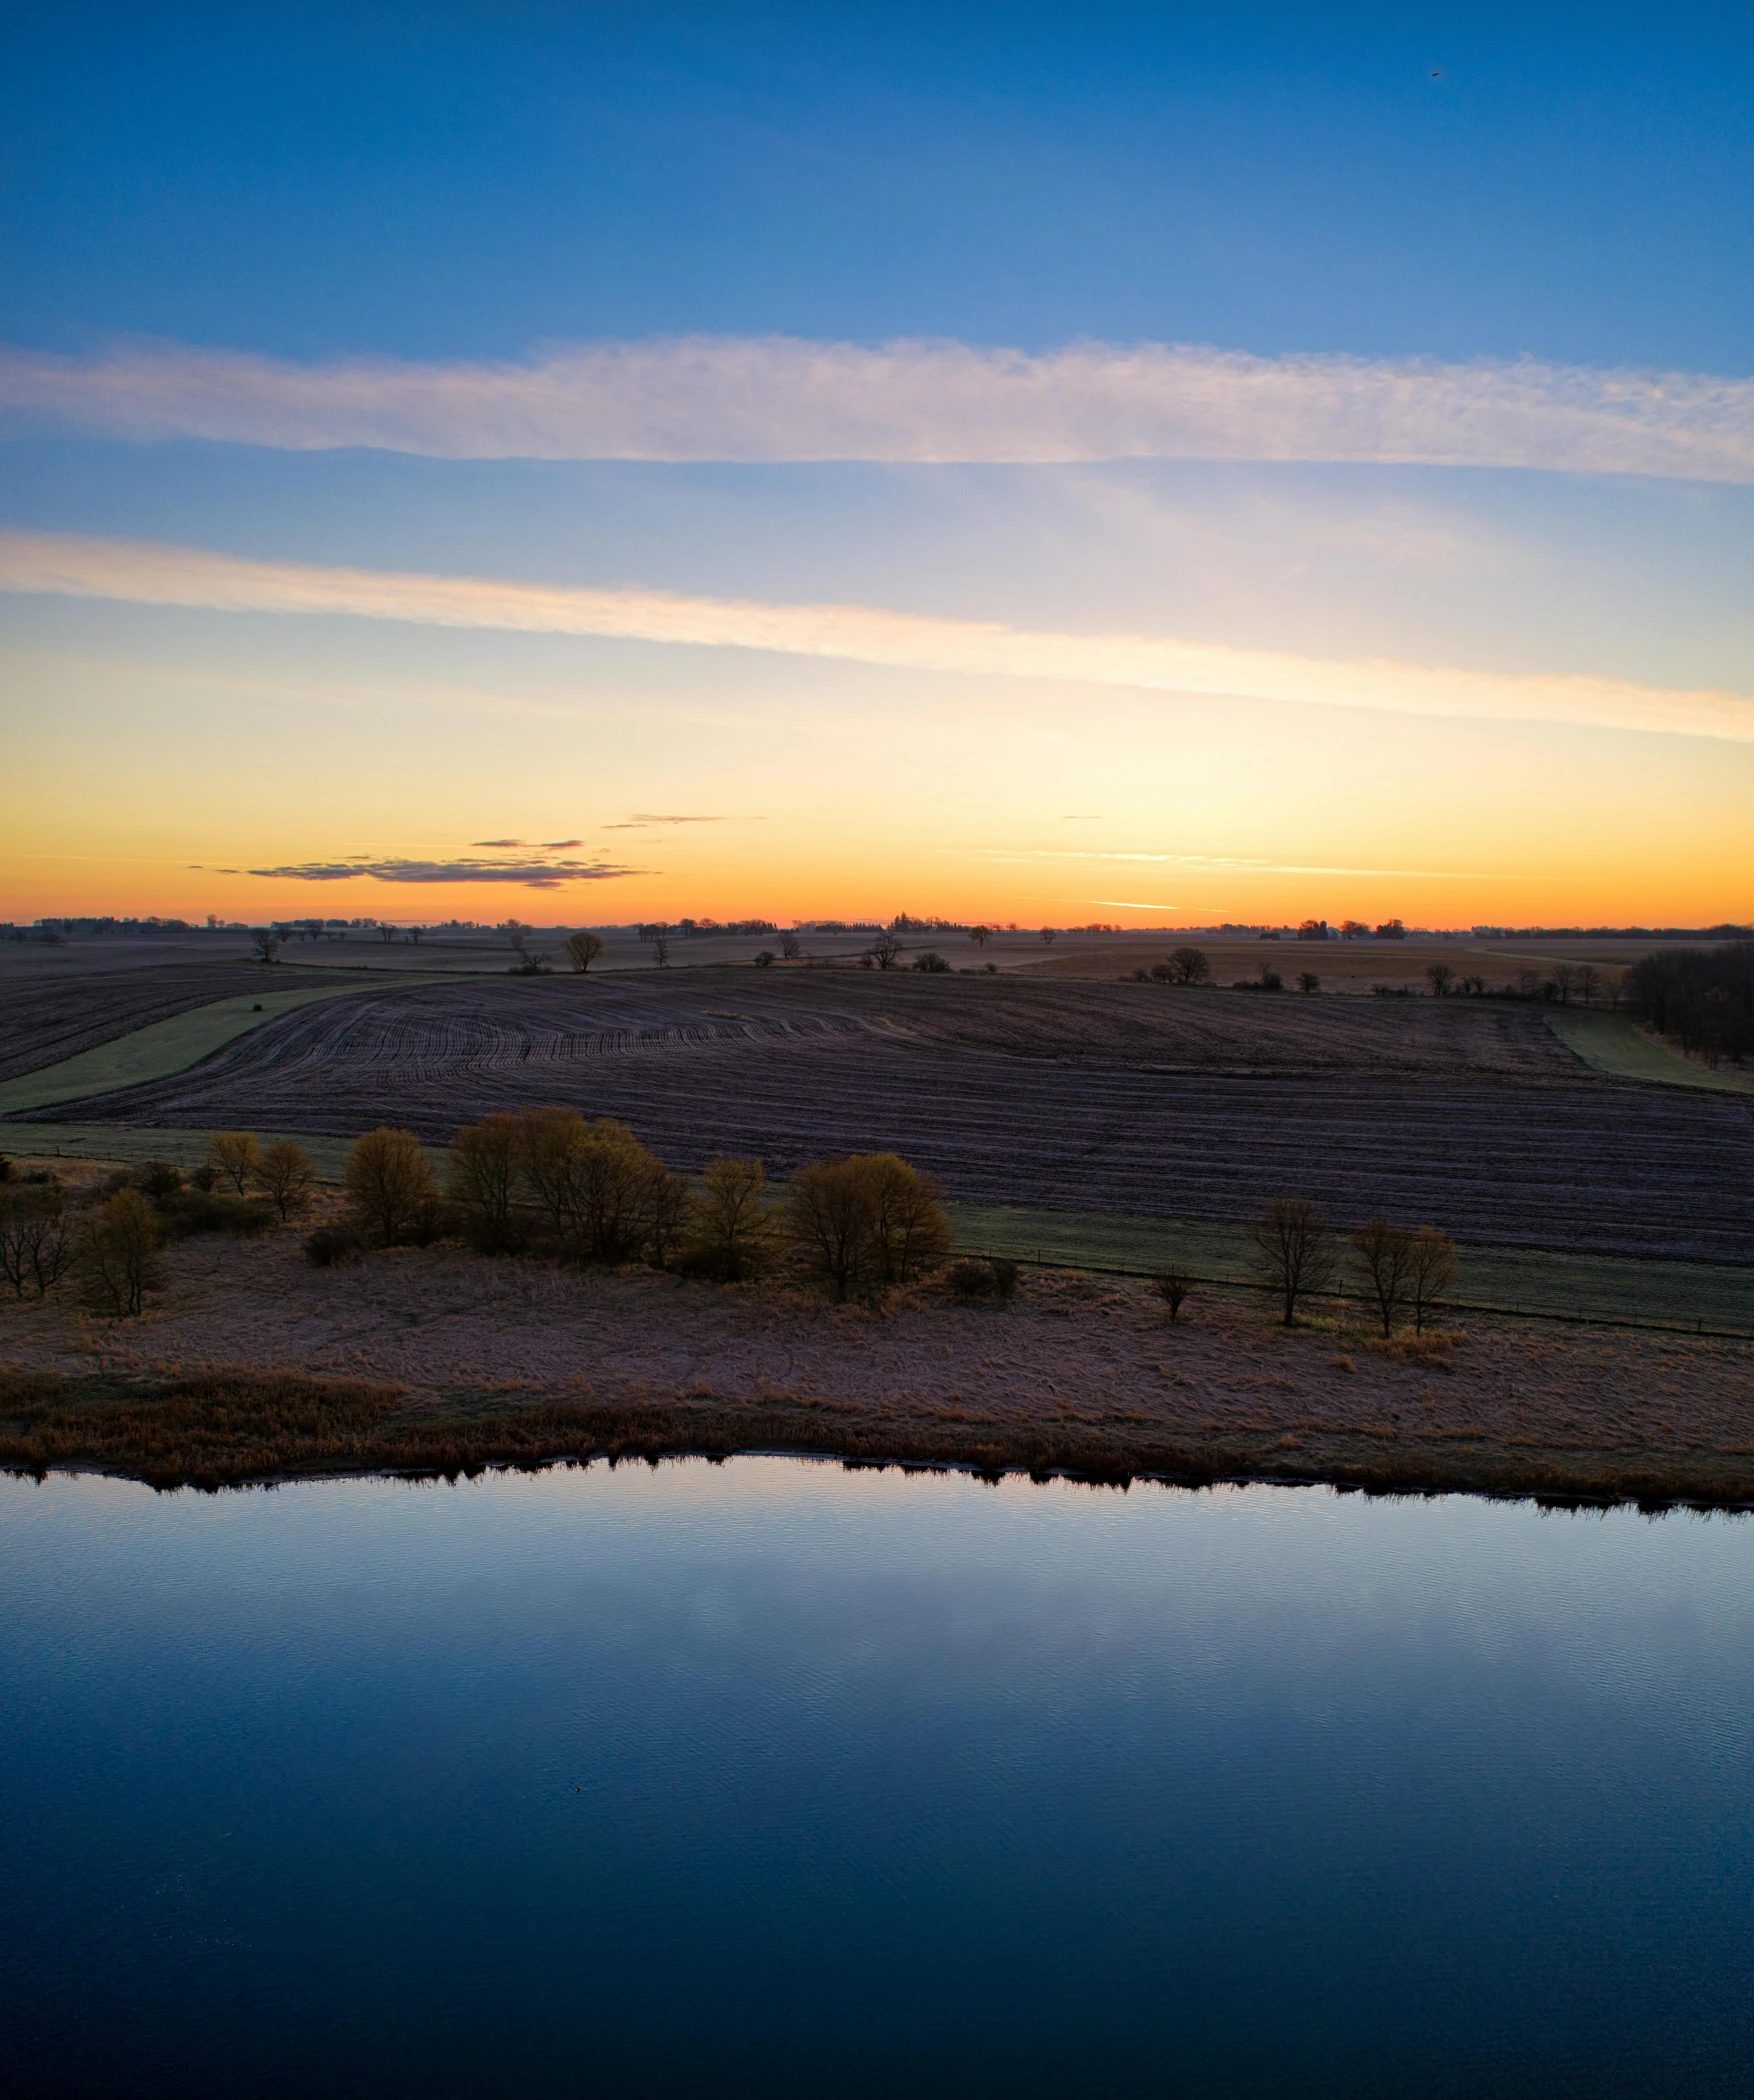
{"left": 2, "top": 1460, "right": 1751, "bottom": 2097}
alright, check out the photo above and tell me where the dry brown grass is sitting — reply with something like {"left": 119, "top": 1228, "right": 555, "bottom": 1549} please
{"left": 2, "top": 1226, "right": 1750, "bottom": 1504}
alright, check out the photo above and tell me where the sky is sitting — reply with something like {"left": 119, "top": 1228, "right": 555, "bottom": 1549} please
{"left": 2, "top": 2, "right": 1752, "bottom": 930}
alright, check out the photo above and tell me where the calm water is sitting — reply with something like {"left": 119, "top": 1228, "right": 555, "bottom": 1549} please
{"left": 2, "top": 1462, "right": 1751, "bottom": 2098}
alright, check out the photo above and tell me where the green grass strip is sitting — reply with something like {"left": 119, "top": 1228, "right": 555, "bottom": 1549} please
{"left": 1544, "top": 1008, "right": 1754, "bottom": 1093}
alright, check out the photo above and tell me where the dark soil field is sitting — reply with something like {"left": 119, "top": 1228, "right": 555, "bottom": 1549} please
{"left": 3, "top": 1232, "right": 1751, "bottom": 1503}
{"left": 0, "top": 960, "right": 364, "bottom": 1083}
{"left": 24, "top": 970, "right": 1754, "bottom": 1262}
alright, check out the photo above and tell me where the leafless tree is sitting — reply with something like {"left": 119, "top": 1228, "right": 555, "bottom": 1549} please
{"left": 1349, "top": 1219, "right": 1414, "bottom": 1337}
{"left": 1405, "top": 1227, "right": 1459, "bottom": 1334}
{"left": 867, "top": 931, "right": 902, "bottom": 970}
{"left": 652, "top": 926, "right": 670, "bottom": 966}
{"left": 76, "top": 1188, "right": 161, "bottom": 1317}
{"left": 251, "top": 927, "right": 280, "bottom": 964}
{"left": 969, "top": 925, "right": 992, "bottom": 947}
{"left": 1426, "top": 961, "right": 1455, "bottom": 996}
{"left": 1246, "top": 1195, "right": 1338, "bottom": 1325}
{"left": 562, "top": 931, "right": 605, "bottom": 973}
{"left": 1298, "top": 971, "right": 1321, "bottom": 995}
{"left": 379, "top": 924, "right": 398, "bottom": 944}
{"left": 1551, "top": 963, "right": 1577, "bottom": 1006}
{"left": 1039, "top": 927, "right": 1057, "bottom": 946}
{"left": 0, "top": 1192, "right": 75, "bottom": 1297}
{"left": 780, "top": 929, "right": 802, "bottom": 960}
{"left": 1166, "top": 946, "right": 1210, "bottom": 985}
{"left": 1575, "top": 963, "right": 1599, "bottom": 1006}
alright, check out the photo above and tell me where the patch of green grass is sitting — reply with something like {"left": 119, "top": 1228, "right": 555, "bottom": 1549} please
{"left": 946, "top": 1200, "right": 1754, "bottom": 1337}
{"left": 1545, "top": 1008, "right": 1754, "bottom": 1093}
{"left": 0, "top": 975, "right": 459, "bottom": 1115}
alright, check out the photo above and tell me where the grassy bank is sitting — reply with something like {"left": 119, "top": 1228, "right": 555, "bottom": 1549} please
{"left": 4, "top": 1363, "right": 1750, "bottom": 1509}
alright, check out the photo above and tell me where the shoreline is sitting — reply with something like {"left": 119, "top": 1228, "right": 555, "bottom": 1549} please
{"left": 5, "top": 1361, "right": 1752, "bottom": 1512}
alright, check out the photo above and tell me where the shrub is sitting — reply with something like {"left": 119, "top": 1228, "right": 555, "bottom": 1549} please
{"left": 912, "top": 950, "right": 951, "bottom": 973}
{"left": 683, "top": 1156, "right": 776, "bottom": 1280}
{"left": 258, "top": 1140, "right": 317, "bottom": 1221}
{"left": 1246, "top": 1195, "right": 1337, "bottom": 1325}
{"left": 0, "top": 1190, "right": 75, "bottom": 1298}
{"left": 753, "top": 949, "right": 776, "bottom": 968}
{"left": 154, "top": 1189, "right": 277, "bottom": 1240}
{"left": 447, "top": 1113, "right": 523, "bottom": 1252}
{"left": 305, "top": 1223, "right": 362, "bottom": 1268}
{"left": 948, "top": 1256, "right": 1018, "bottom": 1300}
{"left": 207, "top": 1131, "right": 263, "bottom": 1195}
{"left": 1298, "top": 972, "right": 1321, "bottom": 995}
{"left": 344, "top": 1128, "right": 439, "bottom": 1247}
{"left": 135, "top": 1159, "right": 185, "bottom": 1202}
{"left": 785, "top": 1153, "right": 952, "bottom": 1302}
{"left": 77, "top": 1187, "right": 161, "bottom": 1317}
{"left": 1153, "top": 1267, "right": 1193, "bottom": 1322}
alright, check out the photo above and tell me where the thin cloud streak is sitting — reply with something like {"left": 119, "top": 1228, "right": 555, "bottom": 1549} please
{"left": 2, "top": 527, "right": 1750, "bottom": 743}
{"left": 247, "top": 856, "right": 640, "bottom": 888}
{"left": 3, "top": 336, "right": 1754, "bottom": 481}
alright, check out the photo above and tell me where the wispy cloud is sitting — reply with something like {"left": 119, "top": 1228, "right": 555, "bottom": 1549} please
{"left": 247, "top": 855, "right": 639, "bottom": 889}
{"left": 3, "top": 336, "right": 1754, "bottom": 481}
{"left": 3, "top": 527, "right": 1750, "bottom": 743}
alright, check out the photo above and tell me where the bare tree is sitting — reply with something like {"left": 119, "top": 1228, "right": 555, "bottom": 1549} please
{"left": 968, "top": 925, "right": 992, "bottom": 948}
{"left": 1039, "top": 927, "right": 1057, "bottom": 946}
{"left": 446, "top": 1114, "right": 522, "bottom": 1251}
{"left": 779, "top": 929, "right": 802, "bottom": 960}
{"left": 1405, "top": 1227, "right": 1459, "bottom": 1334}
{"left": 867, "top": 931, "right": 902, "bottom": 970}
{"left": 250, "top": 927, "right": 280, "bottom": 964}
{"left": 1298, "top": 971, "right": 1321, "bottom": 995}
{"left": 1426, "top": 961, "right": 1455, "bottom": 997}
{"left": 408, "top": 925, "right": 425, "bottom": 944}
{"left": 1166, "top": 946, "right": 1210, "bottom": 985}
{"left": 1551, "top": 963, "right": 1577, "bottom": 1006}
{"left": 1576, "top": 963, "right": 1599, "bottom": 1007}
{"left": 378, "top": 924, "right": 398, "bottom": 944}
{"left": 1350, "top": 1219, "right": 1414, "bottom": 1337}
{"left": 652, "top": 925, "right": 671, "bottom": 966}
{"left": 562, "top": 930, "right": 605, "bottom": 974}
{"left": 1246, "top": 1196, "right": 1338, "bottom": 1325}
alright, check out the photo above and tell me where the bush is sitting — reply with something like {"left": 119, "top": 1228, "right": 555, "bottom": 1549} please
{"left": 154, "top": 1189, "right": 277, "bottom": 1240}
{"left": 785, "top": 1153, "right": 952, "bottom": 1302}
{"left": 134, "top": 1159, "right": 185, "bottom": 1202}
{"left": 344, "top": 1128, "right": 439, "bottom": 1247}
{"left": 1153, "top": 1267, "right": 1193, "bottom": 1322}
{"left": 77, "top": 1188, "right": 162, "bottom": 1316}
{"left": 947, "top": 1256, "right": 1019, "bottom": 1300}
{"left": 911, "top": 950, "right": 951, "bottom": 973}
{"left": 305, "top": 1223, "right": 363, "bottom": 1268}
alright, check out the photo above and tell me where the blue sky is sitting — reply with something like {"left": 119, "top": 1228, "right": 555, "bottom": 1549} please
{"left": 2, "top": 3, "right": 1751, "bottom": 927}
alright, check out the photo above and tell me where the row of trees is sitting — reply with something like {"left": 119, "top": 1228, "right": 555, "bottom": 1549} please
{"left": 1246, "top": 1195, "right": 1458, "bottom": 1333}
{"left": 336, "top": 1117, "right": 955, "bottom": 1303}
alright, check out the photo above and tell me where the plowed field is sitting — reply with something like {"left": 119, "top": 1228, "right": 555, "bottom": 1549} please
{"left": 28, "top": 971, "right": 1754, "bottom": 1262}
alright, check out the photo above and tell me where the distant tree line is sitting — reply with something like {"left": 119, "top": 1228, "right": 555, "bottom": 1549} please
{"left": 1624, "top": 940, "right": 1754, "bottom": 1066}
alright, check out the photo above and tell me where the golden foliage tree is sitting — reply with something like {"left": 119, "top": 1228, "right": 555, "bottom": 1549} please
{"left": 77, "top": 1187, "right": 161, "bottom": 1316}
{"left": 447, "top": 1113, "right": 522, "bottom": 1251}
{"left": 686, "top": 1156, "right": 776, "bottom": 1280}
{"left": 344, "top": 1128, "right": 437, "bottom": 1246}
{"left": 785, "top": 1153, "right": 952, "bottom": 1302}
{"left": 207, "top": 1130, "right": 263, "bottom": 1195}
{"left": 257, "top": 1140, "right": 317, "bottom": 1222}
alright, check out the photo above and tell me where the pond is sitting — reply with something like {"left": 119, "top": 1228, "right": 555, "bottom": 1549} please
{"left": 2, "top": 1460, "right": 1750, "bottom": 2097}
